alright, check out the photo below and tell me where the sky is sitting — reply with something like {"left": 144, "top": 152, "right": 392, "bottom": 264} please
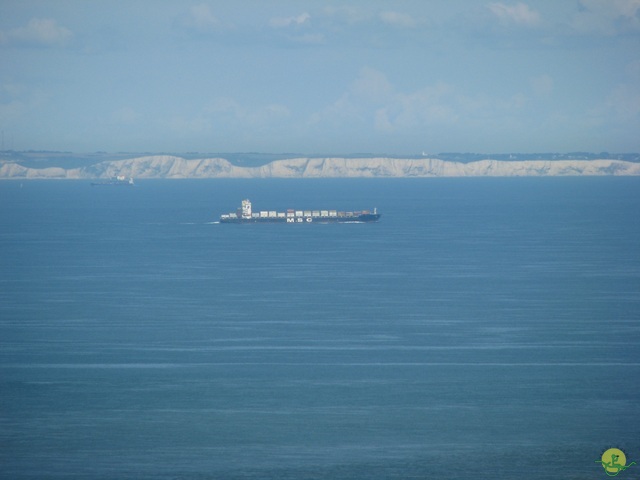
{"left": 1, "top": 0, "right": 639, "bottom": 154}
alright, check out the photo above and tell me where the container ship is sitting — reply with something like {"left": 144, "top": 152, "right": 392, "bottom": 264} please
{"left": 220, "top": 199, "right": 380, "bottom": 224}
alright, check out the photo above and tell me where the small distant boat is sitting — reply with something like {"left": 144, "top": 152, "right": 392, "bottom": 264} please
{"left": 91, "top": 175, "right": 134, "bottom": 186}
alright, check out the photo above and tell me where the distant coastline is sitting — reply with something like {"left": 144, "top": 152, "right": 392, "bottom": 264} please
{"left": 1, "top": 152, "right": 639, "bottom": 179}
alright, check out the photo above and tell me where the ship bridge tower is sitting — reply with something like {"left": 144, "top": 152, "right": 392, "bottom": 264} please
{"left": 241, "top": 199, "right": 252, "bottom": 219}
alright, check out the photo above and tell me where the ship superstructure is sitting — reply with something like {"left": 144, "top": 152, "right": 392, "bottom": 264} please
{"left": 220, "top": 199, "right": 380, "bottom": 224}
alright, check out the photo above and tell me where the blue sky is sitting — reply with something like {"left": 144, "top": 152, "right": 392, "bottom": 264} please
{"left": 1, "top": 1, "right": 639, "bottom": 154}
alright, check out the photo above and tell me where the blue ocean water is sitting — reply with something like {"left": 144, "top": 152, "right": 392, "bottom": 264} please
{"left": 1, "top": 178, "right": 639, "bottom": 479}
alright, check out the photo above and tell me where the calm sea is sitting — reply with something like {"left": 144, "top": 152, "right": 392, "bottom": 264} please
{"left": 1, "top": 178, "right": 639, "bottom": 479}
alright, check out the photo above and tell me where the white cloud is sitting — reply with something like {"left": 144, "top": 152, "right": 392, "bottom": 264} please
{"left": 626, "top": 59, "right": 640, "bottom": 78}
{"left": 0, "top": 82, "right": 47, "bottom": 127}
{"left": 487, "top": 2, "right": 541, "bottom": 27}
{"left": 382, "top": 83, "right": 459, "bottom": 132}
{"left": 530, "top": 74, "right": 554, "bottom": 97}
{"left": 162, "top": 97, "right": 291, "bottom": 140}
{"left": 288, "top": 33, "right": 325, "bottom": 45}
{"left": 269, "top": 8, "right": 423, "bottom": 48}
{"left": 351, "top": 67, "right": 394, "bottom": 102}
{"left": 112, "top": 107, "right": 139, "bottom": 125}
{"left": 0, "top": 81, "right": 27, "bottom": 100}
{"left": 206, "top": 97, "right": 291, "bottom": 127}
{"left": 309, "top": 92, "right": 361, "bottom": 127}
{"left": 601, "top": 84, "right": 640, "bottom": 121}
{"left": 177, "top": 4, "right": 222, "bottom": 33}
{"left": 310, "top": 68, "right": 459, "bottom": 133}
{"left": 570, "top": 0, "right": 640, "bottom": 35}
{"left": 583, "top": 79, "right": 640, "bottom": 142}
{"left": 378, "top": 11, "right": 417, "bottom": 29}
{"left": 268, "top": 12, "right": 323, "bottom": 45}
{"left": 1, "top": 18, "right": 73, "bottom": 47}
{"left": 309, "top": 68, "right": 392, "bottom": 127}
{"left": 167, "top": 115, "right": 213, "bottom": 135}
{"left": 190, "top": 4, "right": 220, "bottom": 28}
{"left": 0, "top": 98, "right": 27, "bottom": 126}
{"left": 321, "top": 6, "right": 370, "bottom": 25}
{"left": 270, "top": 13, "right": 311, "bottom": 28}
{"left": 308, "top": 66, "right": 553, "bottom": 144}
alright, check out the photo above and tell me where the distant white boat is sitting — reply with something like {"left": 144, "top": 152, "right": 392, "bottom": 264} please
{"left": 91, "top": 175, "right": 134, "bottom": 186}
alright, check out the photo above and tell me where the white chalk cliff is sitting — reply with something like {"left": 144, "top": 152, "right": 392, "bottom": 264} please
{"left": 1, "top": 155, "right": 640, "bottom": 179}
